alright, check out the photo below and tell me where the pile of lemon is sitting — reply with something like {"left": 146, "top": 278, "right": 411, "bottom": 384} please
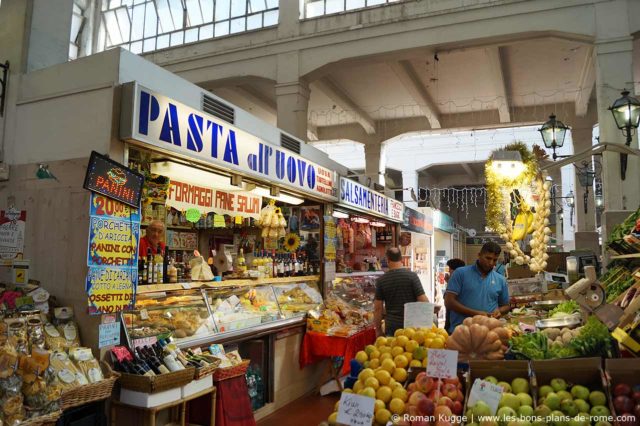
{"left": 326, "top": 326, "right": 449, "bottom": 425}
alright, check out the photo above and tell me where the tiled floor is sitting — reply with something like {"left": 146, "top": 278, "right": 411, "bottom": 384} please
{"left": 256, "top": 393, "right": 339, "bottom": 426}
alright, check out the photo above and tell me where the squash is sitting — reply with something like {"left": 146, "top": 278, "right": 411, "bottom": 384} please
{"left": 446, "top": 323, "right": 503, "bottom": 361}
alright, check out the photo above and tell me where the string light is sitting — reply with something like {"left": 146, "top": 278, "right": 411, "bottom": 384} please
{"left": 414, "top": 186, "right": 487, "bottom": 218}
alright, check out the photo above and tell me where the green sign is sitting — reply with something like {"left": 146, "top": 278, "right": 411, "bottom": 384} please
{"left": 185, "top": 208, "right": 201, "bottom": 223}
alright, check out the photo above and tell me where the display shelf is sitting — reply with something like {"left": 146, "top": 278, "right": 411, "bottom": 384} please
{"left": 168, "top": 247, "right": 197, "bottom": 251}
{"left": 610, "top": 253, "right": 640, "bottom": 259}
{"left": 335, "top": 271, "right": 385, "bottom": 277}
{"left": 136, "top": 275, "right": 321, "bottom": 294}
{"left": 141, "top": 223, "right": 196, "bottom": 230}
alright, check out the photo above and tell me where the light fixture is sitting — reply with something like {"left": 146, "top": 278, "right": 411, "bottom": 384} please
{"left": 352, "top": 217, "right": 370, "bottom": 224}
{"left": 595, "top": 194, "right": 604, "bottom": 209}
{"left": 402, "top": 187, "right": 418, "bottom": 202}
{"left": 151, "top": 161, "right": 244, "bottom": 191}
{"left": 490, "top": 150, "right": 526, "bottom": 179}
{"left": 332, "top": 210, "right": 349, "bottom": 219}
{"left": 574, "top": 159, "right": 601, "bottom": 214}
{"left": 230, "top": 174, "right": 243, "bottom": 187}
{"left": 250, "top": 186, "right": 304, "bottom": 205}
{"left": 608, "top": 89, "right": 640, "bottom": 180}
{"left": 565, "top": 190, "right": 575, "bottom": 208}
{"left": 369, "top": 221, "right": 386, "bottom": 227}
{"left": 538, "top": 114, "right": 570, "bottom": 160}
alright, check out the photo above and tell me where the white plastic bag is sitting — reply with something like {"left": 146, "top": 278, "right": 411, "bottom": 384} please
{"left": 190, "top": 251, "right": 215, "bottom": 281}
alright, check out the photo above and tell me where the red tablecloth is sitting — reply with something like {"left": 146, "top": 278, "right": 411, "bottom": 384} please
{"left": 299, "top": 328, "right": 376, "bottom": 375}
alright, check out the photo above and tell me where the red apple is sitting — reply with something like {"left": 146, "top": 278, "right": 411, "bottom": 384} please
{"left": 427, "top": 389, "right": 441, "bottom": 401}
{"left": 417, "top": 397, "right": 435, "bottom": 416}
{"left": 615, "top": 383, "right": 632, "bottom": 397}
{"left": 437, "top": 396, "right": 454, "bottom": 409}
{"left": 632, "top": 391, "right": 640, "bottom": 402}
{"left": 452, "top": 400, "right": 463, "bottom": 415}
{"left": 614, "top": 395, "right": 634, "bottom": 414}
{"left": 408, "top": 405, "right": 420, "bottom": 416}
{"left": 441, "top": 383, "right": 458, "bottom": 400}
{"left": 455, "top": 389, "right": 465, "bottom": 402}
{"left": 444, "top": 376, "right": 460, "bottom": 386}
{"left": 407, "top": 382, "right": 417, "bottom": 392}
{"left": 409, "top": 391, "right": 428, "bottom": 406}
{"left": 412, "top": 421, "right": 428, "bottom": 426}
{"left": 416, "top": 372, "right": 437, "bottom": 393}
{"left": 434, "top": 405, "right": 453, "bottom": 420}
{"left": 435, "top": 422, "right": 453, "bottom": 426}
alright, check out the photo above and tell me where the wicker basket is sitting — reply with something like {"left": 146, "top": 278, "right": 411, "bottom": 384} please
{"left": 211, "top": 360, "right": 250, "bottom": 382}
{"left": 20, "top": 410, "right": 62, "bottom": 426}
{"left": 119, "top": 367, "right": 195, "bottom": 393}
{"left": 61, "top": 362, "right": 120, "bottom": 410}
{"left": 194, "top": 363, "right": 218, "bottom": 380}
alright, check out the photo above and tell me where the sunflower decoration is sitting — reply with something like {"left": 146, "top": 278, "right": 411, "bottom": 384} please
{"left": 485, "top": 142, "right": 552, "bottom": 273}
{"left": 283, "top": 233, "right": 301, "bottom": 252}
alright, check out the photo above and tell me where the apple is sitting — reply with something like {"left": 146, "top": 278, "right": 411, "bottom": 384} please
{"left": 479, "top": 421, "right": 499, "bottom": 426}
{"left": 539, "top": 385, "right": 554, "bottom": 398}
{"left": 560, "top": 399, "right": 578, "bottom": 416}
{"left": 499, "top": 393, "right": 521, "bottom": 410}
{"left": 455, "top": 389, "right": 465, "bottom": 402}
{"left": 557, "top": 391, "right": 572, "bottom": 402}
{"left": 417, "top": 397, "right": 435, "bottom": 416}
{"left": 452, "top": 400, "right": 463, "bottom": 415}
{"left": 497, "top": 381, "right": 512, "bottom": 393}
{"left": 614, "top": 395, "right": 634, "bottom": 414}
{"left": 434, "top": 405, "right": 453, "bottom": 419}
{"left": 567, "top": 416, "right": 588, "bottom": 426}
{"left": 589, "top": 391, "right": 607, "bottom": 407}
{"left": 512, "top": 378, "right": 530, "bottom": 395}
{"left": 593, "top": 422, "right": 612, "bottom": 426}
{"left": 518, "top": 405, "right": 534, "bottom": 417}
{"left": 632, "top": 391, "right": 640, "bottom": 402}
{"left": 545, "top": 392, "right": 561, "bottom": 410}
{"left": 409, "top": 391, "right": 428, "bottom": 406}
{"left": 551, "top": 378, "right": 568, "bottom": 392}
{"left": 571, "top": 385, "right": 590, "bottom": 401}
{"left": 444, "top": 376, "right": 460, "bottom": 386}
{"left": 415, "top": 372, "right": 437, "bottom": 393}
{"left": 434, "top": 421, "right": 453, "bottom": 426}
{"left": 573, "top": 399, "right": 590, "bottom": 414}
{"left": 614, "top": 383, "right": 632, "bottom": 398}
{"left": 473, "top": 401, "right": 493, "bottom": 417}
{"left": 635, "top": 403, "right": 640, "bottom": 419}
{"left": 441, "top": 383, "right": 458, "bottom": 400}
{"left": 590, "top": 405, "right": 611, "bottom": 418}
{"left": 496, "top": 406, "right": 517, "bottom": 426}
{"left": 438, "top": 396, "right": 454, "bottom": 409}
{"left": 427, "top": 389, "right": 440, "bottom": 400}
{"left": 534, "top": 404, "right": 552, "bottom": 418}
{"left": 516, "top": 392, "right": 533, "bottom": 408}
{"left": 484, "top": 376, "right": 499, "bottom": 384}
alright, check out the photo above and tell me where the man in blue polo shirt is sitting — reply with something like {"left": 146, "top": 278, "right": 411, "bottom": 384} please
{"left": 444, "top": 242, "right": 510, "bottom": 333}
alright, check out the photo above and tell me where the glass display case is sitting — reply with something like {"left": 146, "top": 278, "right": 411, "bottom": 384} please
{"left": 204, "top": 286, "right": 282, "bottom": 333}
{"left": 272, "top": 282, "right": 323, "bottom": 318}
{"left": 122, "top": 290, "right": 216, "bottom": 344}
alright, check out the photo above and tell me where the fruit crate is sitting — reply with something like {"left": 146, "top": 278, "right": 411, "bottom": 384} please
{"left": 463, "top": 360, "right": 534, "bottom": 426}
{"left": 531, "top": 357, "right": 609, "bottom": 424}
{"left": 604, "top": 358, "right": 640, "bottom": 426}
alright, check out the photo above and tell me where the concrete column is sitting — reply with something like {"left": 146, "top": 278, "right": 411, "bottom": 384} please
{"left": 402, "top": 170, "right": 419, "bottom": 209}
{"left": 571, "top": 126, "right": 597, "bottom": 232}
{"left": 26, "top": 0, "right": 74, "bottom": 72}
{"left": 275, "top": 80, "right": 309, "bottom": 141}
{"left": 364, "top": 140, "right": 384, "bottom": 187}
{"left": 594, "top": 2, "right": 638, "bottom": 212}
{"left": 278, "top": 0, "right": 300, "bottom": 38}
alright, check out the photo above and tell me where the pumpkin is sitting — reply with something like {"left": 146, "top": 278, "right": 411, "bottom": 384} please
{"left": 445, "top": 315, "right": 511, "bottom": 361}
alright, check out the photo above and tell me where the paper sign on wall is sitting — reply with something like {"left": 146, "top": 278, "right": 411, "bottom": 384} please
{"left": 98, "top": 321, "right": 121, "bottom": 348}
{"left": 426, "top": 349, "right": 458, "bottom": 379}
{"left": 336, "top": 392, "right": 375, "bottom": 426}
{"left": 404, "top": 302, "right": 434, "bottom": 328}
{"left": 467, "top": 379, "right": 504, "bottom": 415}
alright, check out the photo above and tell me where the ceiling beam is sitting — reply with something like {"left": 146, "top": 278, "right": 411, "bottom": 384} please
{"left": 460, "top": 163, "right": 477, "bottom": 180}
{"left": 575, "top": 45, "right": 595, "bottom": 117}
{"left": 387, "top": 60, "right": 441, "bottom": 129}
{"left": 311, "top": 77, "right": 376, "bottom": 134}
{"left": 485, "top": 46, "right": 511, "bottom": 123}
{"left": 307, "top": 123, "right": 319, "bottom": 141}
{"left": 234, "top": 85, "right": 277, "bottom": 113}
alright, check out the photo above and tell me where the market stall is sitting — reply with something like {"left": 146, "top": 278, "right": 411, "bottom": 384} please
{"left": 400, "top": 207, "right": 434, "bottom": 302}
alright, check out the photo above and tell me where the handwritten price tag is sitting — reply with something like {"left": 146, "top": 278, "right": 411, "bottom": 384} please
{"left": 467, "top": 379, "right": 504, "bottom": 415}
{"left": 337, "top": 393, "right": 375, "bottom": 426}
{"left": 426, "top": 349, "right": 458, "bottom": 379}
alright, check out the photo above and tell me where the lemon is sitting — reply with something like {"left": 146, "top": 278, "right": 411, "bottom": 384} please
{"left": 424, "top": 338, "right": 433, "bottom": 348}
{"left": 378, "top": 346, "right": 392, "bottom": 355}
{"left": 389, "top": 398, "right": 405, "bottom": 415}
{"left": 334, "top": 401, "right": 340, "bottom": 411}
{"left": 370, "top": 349, "right": 381, "bottom": 360}
{"left": 353, "top": 380, "right": 364, "bottom": 393}
{"left": 403, "top": 352, "right": 413, "bottom": 363}
{"left": 376, "top": 385, "right": 393, "bottom": 403}
{"left": 394, "top": 329, "right": 404, "bottom": 337}
{"left": 381, "top": 358, "right": 396, "bottom": 373}
{"left": 375, "top": 408, "right": 391, "bottom": 424}
{"left": 403, "top": 328, "right": 416, "bottom": 340}
{"left": 436, "top": 328, "right": 449, "bottom": 338}
{"left": 387, "top": 338, "right": 396, "bottom": 348}
{"left": 358, "top": 368, "right": 375, "bottom": 382}
{"left": 328, "top": 412, "right": 338, "bottom": 425}
{"left": 392, "top": 367, "right": 407, "bottom": 382}
{"left": 426, "top": 332, "right": 438, "bottom": 340}
{"left": 392, "top": 387, "right": 408, "bottom": 402}
{"left": 364, "top": 345, "right": 377, "bottom": 356}
{"left": 388, "top": 378, "right": 397, "bottom": 388}
{"left": 393, "top": 354, "right": 408, "bottom": 369}
{"left": 375, "top": 336, "right": 387, "bottom": 347}
{"left": 355, "top": 351, "right": 368, "bottom": 364}
{"left": 410, "top": 359, "right": 422, "bottom": 368}
{"left": 374, "top": 369, "right": 391, "bottom": 386}
{"left": 369, "top": 358, "right": 380, "bottom": 369}
{"left": 380, "top": 352, "right": 393, "bottom": 362}
{"left": 374, "top": 399, "right": 385, "bottom": 413}
{"left": 391, "top": 346, "right": 404, "bottom": 357}
{"left": 405, "top": 340, "right": 419, "bottom": 353}
{"left": 396, "top": 335, "right": 409, "bottom": 348}
{"left": 343, "top": 388, "right": 353, "bottom": 394}
{"left": 431, "top": 337, "right": 445, "bottom": 349}
{"left": 358, "top": 386, "right": 376, "bottom": 399}
{"left": 422, "top": 357, "right": 428, "bottom": 367}
{"left": 364, "top": 376, "right": 380, "bottom": 390}
{"left": 413, "top": 331, "right": 425, "bottom": 344}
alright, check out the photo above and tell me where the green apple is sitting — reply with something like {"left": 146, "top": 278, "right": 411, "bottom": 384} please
{"left": 551, "top": 378, "right": 568, "bottom": 392}
{"left": 473, "top": 400, "right": 493, "bottom": 418}
{"left": 498, "top": 381, "right": 512, "bottom": 393}
{"left": 545, "top": 392, "right": 561, "bottom": 410}
{"left": 499, "top": 393, "right": 521, "bottom": 410}
{"left": 557, "top": 391, "right": 572, "bottom": 401}
{"left": 589, "top": 391, "right": 607, "bottom": 407}
{"left": 560, "top": 399, "right": 578, "bottom": 416}
{"left": 468, "top": 423, "right": 479, "bottom": 426}
{"left": 573, "top": 399, "right": 589, "bottom": 414}
{"left": 539, "top": 385, "right": 554, "bottom": 398}
{"left": 550, "top": 410, "right": 567, "bottom": 426}
{"left": 516, "top": 392, "right": 533, "bottom": 408}
{"left": 480, "top": 422, "right": 499, "bottom": 426}
{"left": 484, "top": 376, "right": 499, "bottom": 384}
{"left": 593, "top": 422, "right": 612, "bottom": 426}
{"left": 511, "top": 377, "right": 530, "bottom": 395}
{"left": 570, "top": 385, "right": 590, "bottom": 401}
{"left": 534, "top": 404, "right": 552, "bottom": 419}
{"left": 518, "top": 405, "right": 534, "bottom": 417}
{"left": 590, "top": 405, "right": 610, "bottom": 418}
{"left": 497, "top": 407, "right": 517, "bottom": 426}
{"left": 567, "top": 415, "right": 589, "bottom": 426}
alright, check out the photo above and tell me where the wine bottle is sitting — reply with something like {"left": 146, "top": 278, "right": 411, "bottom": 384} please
{"left": 163, "top": 246, "right": 170, "bottom": 283}
{"left": 146, "top": 248, "right": 153, "bottom": 284}
{"left": 136, "top": 348, "right": 160, "bottom": 374}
